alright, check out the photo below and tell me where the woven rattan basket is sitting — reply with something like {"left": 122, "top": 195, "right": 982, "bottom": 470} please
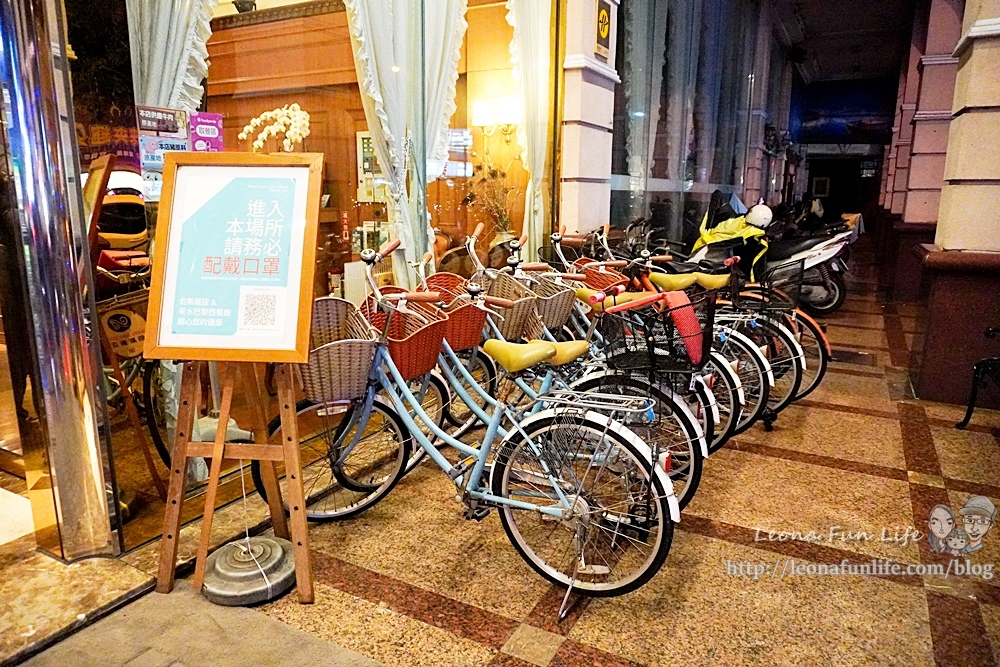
{"left": 485, "top": 271, "right": 537, "bottom": 341}
{"left": 572, "top": 258, "right": 629, "bottom": 291}
{"left": 526, "top": 274, "right": 576, "bottom": 330}
{"left": 361, "top": 287, "right": 448, "bottom": 381}
{"left": 422, "top": 272, "right": 487, "bottom": 352}
{"left": 300, "top": 297, "right": 378, "bottom": 403}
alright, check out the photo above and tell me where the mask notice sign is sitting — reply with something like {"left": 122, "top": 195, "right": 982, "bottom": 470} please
{"left": 595, "top": 0, "right": 611, "bottom": 59}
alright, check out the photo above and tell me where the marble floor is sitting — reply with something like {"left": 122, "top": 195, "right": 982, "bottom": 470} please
{"left": 251, "top": 246, "right": 1000, "bottom": 667}
{"left": 15, "top": 241, "right": 1000, "bottom": 667}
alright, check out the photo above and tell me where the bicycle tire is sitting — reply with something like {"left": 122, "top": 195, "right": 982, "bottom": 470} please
{"left": 443, "top": 348, "right": 497, "bottom": 437}
{"left": 713, "top": 327, "right": 770, "bottom": 435}
{"left": 250, "top": 396, "right": 411, "bottom": 521}
{"left": 701, "top": 351, "right": 743, "bottom": 453}
{"left": 491, "top": 411, "right": 673, "bottom": 597}
{"left": 569, "top": 373, "right": 703, "bottom": 510}
{"left": 393, "top": 372, "right": 449, "bottom": 474}
{"left": 142, "top": 361, "right": 172, "bottom": 467}
{"left": 788, "top": 311, "right": 830, "bottom": 400}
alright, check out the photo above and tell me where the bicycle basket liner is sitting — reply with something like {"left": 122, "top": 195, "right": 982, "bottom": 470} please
{"left": 485, "top": 271, "right": 537, "bottom": 341}
{"left": 361, "top": 287, "right": 448, "bottom": 381}
{"left": 526, "top": 273, "right": 576, "bottom": 330}
{"left": 96, "top": 288, "right": 150, "bottom": 360}
{"left": 662, "top": 291, "right": 715, "bottom": 369}
{"left": 421, "top": 272, "right": 487, "bottom": 352}
{"left": 300, "top": 297, "right": 378, "bottom": 403}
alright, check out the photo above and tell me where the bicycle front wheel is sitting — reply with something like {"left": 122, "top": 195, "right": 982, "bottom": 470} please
{"left": 251, "top": 396, "right": 411, "bottom": 521}
{"left": 491, "top": 411, "right": 673, "bottom": 597}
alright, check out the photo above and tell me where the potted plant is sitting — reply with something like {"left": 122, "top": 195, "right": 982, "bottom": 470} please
{"left": 238, "top": 103, "right": 310, "bottom": 153}
{"left": 461, "top": 163, "right": 519, "bottom": 252}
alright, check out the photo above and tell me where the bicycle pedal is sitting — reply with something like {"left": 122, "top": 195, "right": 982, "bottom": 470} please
{"left": 463, "top": 506, "right": 491, "bottom": 522}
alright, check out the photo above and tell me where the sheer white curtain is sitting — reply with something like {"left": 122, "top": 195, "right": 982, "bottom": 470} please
{"left": 345, "top": 0, "right": 467, "bottom": 286}
{"left": 125, "top": 0, "right": 218, "bottom": 109}
{"left": 506, "top": 0, "right": 552, "bottom": 260}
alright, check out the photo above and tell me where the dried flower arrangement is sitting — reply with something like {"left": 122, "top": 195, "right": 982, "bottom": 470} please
{"left": 238, "top": 103, "right": 311, "bottom": 153}
{"left": 461, "top": 163, "right": 520, "bottom": 236}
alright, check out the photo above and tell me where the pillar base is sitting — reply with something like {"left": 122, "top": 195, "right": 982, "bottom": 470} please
{"left": 911, "top": 244, "right": 1000, "bottom": 407}
{"left": 880, "top": 219, "right": 937, "bottom": 301}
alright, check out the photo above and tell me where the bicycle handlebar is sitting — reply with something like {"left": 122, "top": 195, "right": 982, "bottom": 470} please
{"left": 472, "top": 222, "right": 485, "bottom": 239}
{"left": 484, "top": 295, "right": 515, "bottom": 308}
{"left": 560, "top": 236, "right": 586, "bottom": 248}
{"left": 648, "top": 255, "right": 673, "bottom": 263}
{"left": 519, "top": 262, "right": 551, "bottom": 272}
{"left": 378, "top": 239, "right": 400, "bottom": 257}
{"left": 588, "top": 284, "right": 626, "bottom": 305}
{"left": 518, "top": 234, "right": 527, "bottom": 247}
{"left": 605, "top": 292, "right": 665, "bottom": 314}
{"left": 384, "top": 291, "right": 442, "bottom": 303}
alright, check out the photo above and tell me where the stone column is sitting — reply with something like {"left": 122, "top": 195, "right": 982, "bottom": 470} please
{"left": 902, "top": 0, "right": 963, "bottom": 225}
{"left": 913, "top": 0, "right": 1000, "bottom": 405}
{"left": 559, "top": 0, "right": 619, "bottom": 233}
{"left": 890, "top": 0, "right": 930, "bottom": 215}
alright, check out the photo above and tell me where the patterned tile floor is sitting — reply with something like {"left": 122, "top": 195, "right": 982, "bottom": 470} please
{"left": 249, "top": 248, "right": 1000, "bottom": 667}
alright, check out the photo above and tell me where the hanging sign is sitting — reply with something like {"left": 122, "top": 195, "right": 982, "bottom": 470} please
{"left": 595, "top": 0, "right": 611, "bottom": 59}
{"left": 144, "top": 152, "right": 323, "bottom": 363}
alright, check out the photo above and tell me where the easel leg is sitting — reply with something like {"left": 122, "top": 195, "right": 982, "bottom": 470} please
{"left": 191, "top": 362, "right": 238, "bottom": 591}
{"left": 277, "top": 363, "right": 314, "bottom": 603}
{"left": 156, "top": 361, "right": 202, "bottom": 594}
{"left": 239, "top": 363, "right": 289, "bottom": 540}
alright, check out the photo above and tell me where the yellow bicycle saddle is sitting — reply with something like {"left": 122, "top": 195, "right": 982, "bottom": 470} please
{"left": 530, "top": 339, "right": 590, "bottom": 366}
{"left": 482, "top": 339, "right": 555, "bottom": 374}
{"left": 648, "top": 273, "right": 698, "bottom": 291}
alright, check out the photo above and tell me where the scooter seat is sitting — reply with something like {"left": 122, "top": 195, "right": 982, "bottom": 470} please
{"left": 482, "top": 340, "right": 555, "bottom": 374}
{"left": 768, "top": 236, "right": 833, "bottom": 262}
{"left": 530, "top": 339, "right": 589, "bottom": 366}
{"left": 662, "top": 260, "right": 729, "bottom": 276}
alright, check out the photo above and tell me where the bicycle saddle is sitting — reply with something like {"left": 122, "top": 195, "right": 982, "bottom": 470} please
{"left": 767, "top": 235, "right": 833, "bottom": 261}
{"left": 483, "top": 339, "right": 555, "bottom": 374}
{"left": 648, "top": 272, "right": 729, "bottom": 291}
{"left": 530, "top": 339, "right": 590, "bottom": 366}
{"left": 662, "top": 260, "right": 729, "bottom": 276}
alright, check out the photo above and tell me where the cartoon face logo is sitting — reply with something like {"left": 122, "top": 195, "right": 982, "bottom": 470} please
{"left": 927, "top": 504, "right": 956, "bottom": 553}
{"left": 960, "top": 496, "right": 996, "bottom": 553}
{"left": 945, "top": 527, "right": 969, "bottom": 556}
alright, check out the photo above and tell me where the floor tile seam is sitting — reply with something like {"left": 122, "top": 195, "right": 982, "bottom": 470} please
{"left": 832, "top": 342, "right": 892, "bottom": 352}
{"left": 825, "top": 367, "right": 886, "bottom": 379}
{"left": 926, "top": 417, "right": 999, "bottom": 435}
{"left": 728, "top": 439, "right": 909, "bottom": 481}
{"left": 897, "top": 402, "right": 944, "bottom": 477}
{"left": 307, "top": 549, "right": 540, "bottom": 650}
{"left": 675, "top": 514, "right": 924, "bottom": 588}
{"left": 795, "top": 398, "right": 901, "bottom": 421}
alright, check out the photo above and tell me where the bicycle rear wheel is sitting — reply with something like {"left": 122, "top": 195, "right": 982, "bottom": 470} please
{"left": 383, "top": 372, "right": 448, "bottom": 474}
{"left": 714, "top": 327, "right": 770, "bottom": 435}
{"left": 788, "top": 311, "right": 830, "bottom": 400}
{"left": 250, "top": 396, "right": 411, "bottom": 521}
{"left": 570, "top": 373, "right": 703, "bottom": 510}
{"left": 491, "top": 411, "right": 673, "bottom": 597}
{"left": 701, "top": 351, "right": 743, "bottom": 453}
{"left": 443, "top": 348, "right": 497, "bottom": 437}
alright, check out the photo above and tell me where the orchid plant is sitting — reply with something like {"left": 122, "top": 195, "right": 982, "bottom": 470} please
{"left": 238, "top": 103, "right": 311, "bottom": 152}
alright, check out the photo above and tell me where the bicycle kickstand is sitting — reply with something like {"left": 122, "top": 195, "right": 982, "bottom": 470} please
{"left": 761, "top": 407, "right": 777, "bottom": 432}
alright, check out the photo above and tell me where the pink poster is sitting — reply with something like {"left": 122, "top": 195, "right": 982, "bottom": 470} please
{"left": 189, "top": 112, "right": 224, "bottom": 152}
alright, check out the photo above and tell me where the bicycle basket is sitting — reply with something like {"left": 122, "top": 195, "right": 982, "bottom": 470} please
{"left": 572, "top": 258, "right": 629, "bottom": 292}
{"left": 526, "top": 273, "right": 576, "bottom": 330}
{"left": 485, "top": 271, "right": 537, "bottom": 341}
{"left": 96, "top": 288, "right": 150, "bottom": 360}
{"left": 598, "top": 291, "right": 715, "bottom": 373}
{"left": 301, "top": 297, "right": 378, "bottom": 403}
{"left": 422, "top": 272, "right": 487, "bottom": 352}
{"left": 361, "top": 287, "right": 448, "bottom": 381}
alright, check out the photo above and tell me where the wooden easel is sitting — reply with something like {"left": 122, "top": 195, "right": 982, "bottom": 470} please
{"left": 155, "top": 360, "right": 314, "bottom": 603}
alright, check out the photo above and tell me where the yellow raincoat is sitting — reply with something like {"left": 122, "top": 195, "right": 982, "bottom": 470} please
{"left": 692, "top": 213, "right": 769, "bottom": 279}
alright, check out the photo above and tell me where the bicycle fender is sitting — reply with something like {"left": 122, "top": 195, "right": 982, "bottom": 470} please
{"left": 568, "top": 369, "right": 709, "bottom": 460}
{"left": 500, "top": 407, "right": 681, "bottom": 524}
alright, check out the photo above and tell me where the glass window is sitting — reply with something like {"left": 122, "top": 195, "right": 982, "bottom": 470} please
{"left": 612, "top": 0, "right": 759, "bottom": 248}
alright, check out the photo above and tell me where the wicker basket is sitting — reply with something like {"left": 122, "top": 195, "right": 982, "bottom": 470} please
{"left": 361, "top": 287, "right": 448, "bottom": 381}
{"left": 300, "top": 297, "right": 378, "bottom": 403}
{"left": 572, "top": 258, "right": 629, "bottom": 291}
{"left": 526, "top": 274, "right": 576, "bottom": 330}
{"left": 485, "top": 272, "right": 537, "bottom": 341}
{"left": 421, "top": 272, "right": 487, "bottom": 352}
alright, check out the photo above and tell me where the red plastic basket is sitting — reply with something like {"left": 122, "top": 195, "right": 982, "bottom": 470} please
{"left": 361, "top": 287, "right": 448, "bottom": 381}
{"left": 421, "top": 273, "right": 487, "bottom": 352}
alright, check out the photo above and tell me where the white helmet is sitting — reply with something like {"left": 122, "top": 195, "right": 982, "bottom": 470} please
{"left": 746, "top": 204, "right": 773, "bottom": 229}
